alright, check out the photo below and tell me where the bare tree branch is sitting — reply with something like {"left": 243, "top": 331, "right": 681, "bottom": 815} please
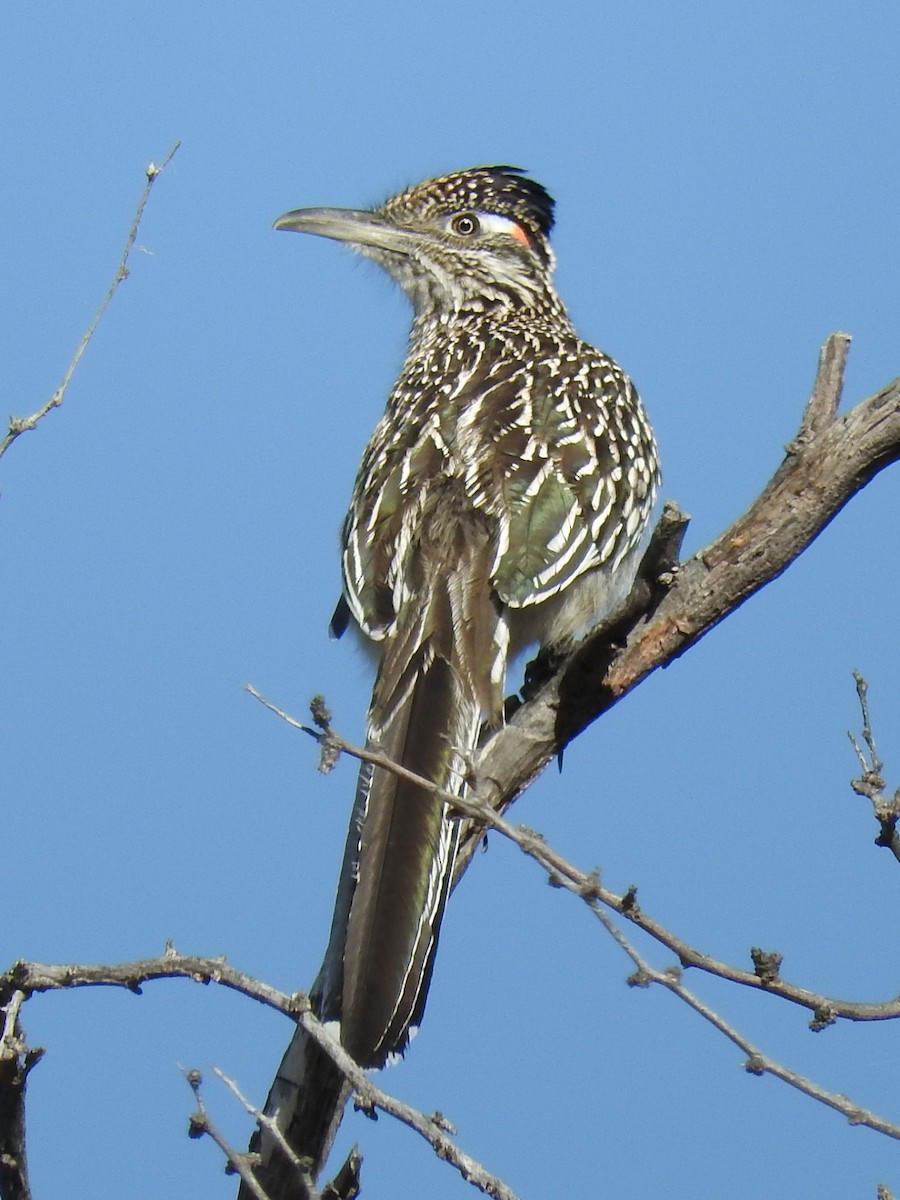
{"left": 283, "top": 1002, "right": 520, "bottom": 1200}
{"left": 2, "top": 948, "right": 298, "bottom": 1018}
{"left": 591, "top": 902, "right": 900, "bottom": 1142}
{"left": 214, "top": 1069, "right": 324, "bottom": 1200}
{"left": 246, "top": 697, "right": 900, "bottom": 1028}
{"left": 849, "top": 672, "right": 900, "bottom": 862}
{"left": 243, "top": 700, "right": 900, "bottom": 1143}
{"left": 0, "top": 141, "right": 181, "bottom": 463}
{"left": 791, "top": 330, "right": 851, "bottom": 446}
{"left": 186, "top": 1069, "right": 276, "bottom": 1200}
{"left": 1, "top": 953, "right": 517, "bottom": 1200}
{"left": 0, "top": 990, "right": 41, "bottom": 1200}
{"left": 454, "top": 335, "right": 900, "bottom": 870}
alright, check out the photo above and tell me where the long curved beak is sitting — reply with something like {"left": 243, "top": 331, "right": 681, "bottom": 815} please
{"left": 273, "top": 207, "right": 416, "bottom": 256}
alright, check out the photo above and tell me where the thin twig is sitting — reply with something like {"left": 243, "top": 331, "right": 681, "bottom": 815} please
{"left": 591, "top": 901, "right": 900, "bottom": 1139}
{"left": 848, "top": 672, "right": 900, "bottom": 862}
{"left": 185, "top": 1070, "right": 271, "bottom": 1200}
{"left": 849, "top": 671, "right": 883, "bottom": 775}
{"left": 288, "top": 1013, "right": 519, "bottom": 1199}
{"left": 214, "top": 1068, "right": 322, "bottom": 1200}
{"left": 245, "top": 692, "right": 900, "bottom": 1021}
{"left": 0, "top": 141, "right": 181, "bottom": 462}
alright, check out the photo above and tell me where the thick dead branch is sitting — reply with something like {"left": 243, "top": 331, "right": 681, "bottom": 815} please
{"left": 457, "top": 334, "right": 900, "bottom": 869}
{"left": 0, "top": 991, "right": 40, "bottom": 1200}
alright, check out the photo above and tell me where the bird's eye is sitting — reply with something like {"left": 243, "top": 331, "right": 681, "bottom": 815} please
{"left": 451, "top": 212, "right": 480, "bottom": 237}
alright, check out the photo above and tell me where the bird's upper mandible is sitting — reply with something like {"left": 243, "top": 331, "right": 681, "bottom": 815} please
{"left": 275, "top": 165, "right": 561, "bottom": 317}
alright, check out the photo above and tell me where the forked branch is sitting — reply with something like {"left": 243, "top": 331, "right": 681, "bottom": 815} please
{"left": 457, "top": 333, "right": 900, "bottom": 868}
{"left": 1, "top": 953, "right": 518, "bottom": 1200}
{"left": 849, "top": 672, "right": 900, "bottom": 862}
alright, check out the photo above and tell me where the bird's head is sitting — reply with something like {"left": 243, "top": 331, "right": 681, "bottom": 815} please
{"left": 275, "top": 166, "right": 559, "bottom": 318}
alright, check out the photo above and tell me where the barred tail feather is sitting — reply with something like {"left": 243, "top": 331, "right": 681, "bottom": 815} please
{"left": 342, "top": 651, "right": 480, "bottom": 1066}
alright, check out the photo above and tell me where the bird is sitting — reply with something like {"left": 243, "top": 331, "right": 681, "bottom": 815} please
{"left": 243, "top": 165, "right": 660, "bottom": 1198}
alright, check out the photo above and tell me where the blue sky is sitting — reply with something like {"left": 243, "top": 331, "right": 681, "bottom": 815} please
{"left": 3, "top": 2, "right": 900, "bottom": 1197}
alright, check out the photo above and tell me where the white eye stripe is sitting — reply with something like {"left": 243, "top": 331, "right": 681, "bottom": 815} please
{"left": 448, "top": 211, "right": 532, "bottom": 253}
{"left": 446, "top": 211, "right": 528, "bottom": 241}
{"left": 475, "top": 212, "right": 521, "bottom": 236}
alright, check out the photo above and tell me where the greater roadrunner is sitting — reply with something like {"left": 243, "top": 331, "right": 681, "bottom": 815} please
{"left": 244, "top": 166, "right": 660, "bottom": 1197}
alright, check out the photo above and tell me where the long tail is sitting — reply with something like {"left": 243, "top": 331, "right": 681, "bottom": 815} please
{"left": 240, "top": 648, "right": 480, "bottom": 1198}
{"left": 340, "top": 650, "right": 478, "bottom": 1064}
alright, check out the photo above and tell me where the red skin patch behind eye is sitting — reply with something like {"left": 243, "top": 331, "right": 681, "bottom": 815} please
{"left": 510, "top": 223, "right": 531, "bottom": 247}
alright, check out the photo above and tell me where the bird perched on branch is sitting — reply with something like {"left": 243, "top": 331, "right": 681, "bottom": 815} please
{"left": 244, "top": 165, "right": 660, "bottom": 1198}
